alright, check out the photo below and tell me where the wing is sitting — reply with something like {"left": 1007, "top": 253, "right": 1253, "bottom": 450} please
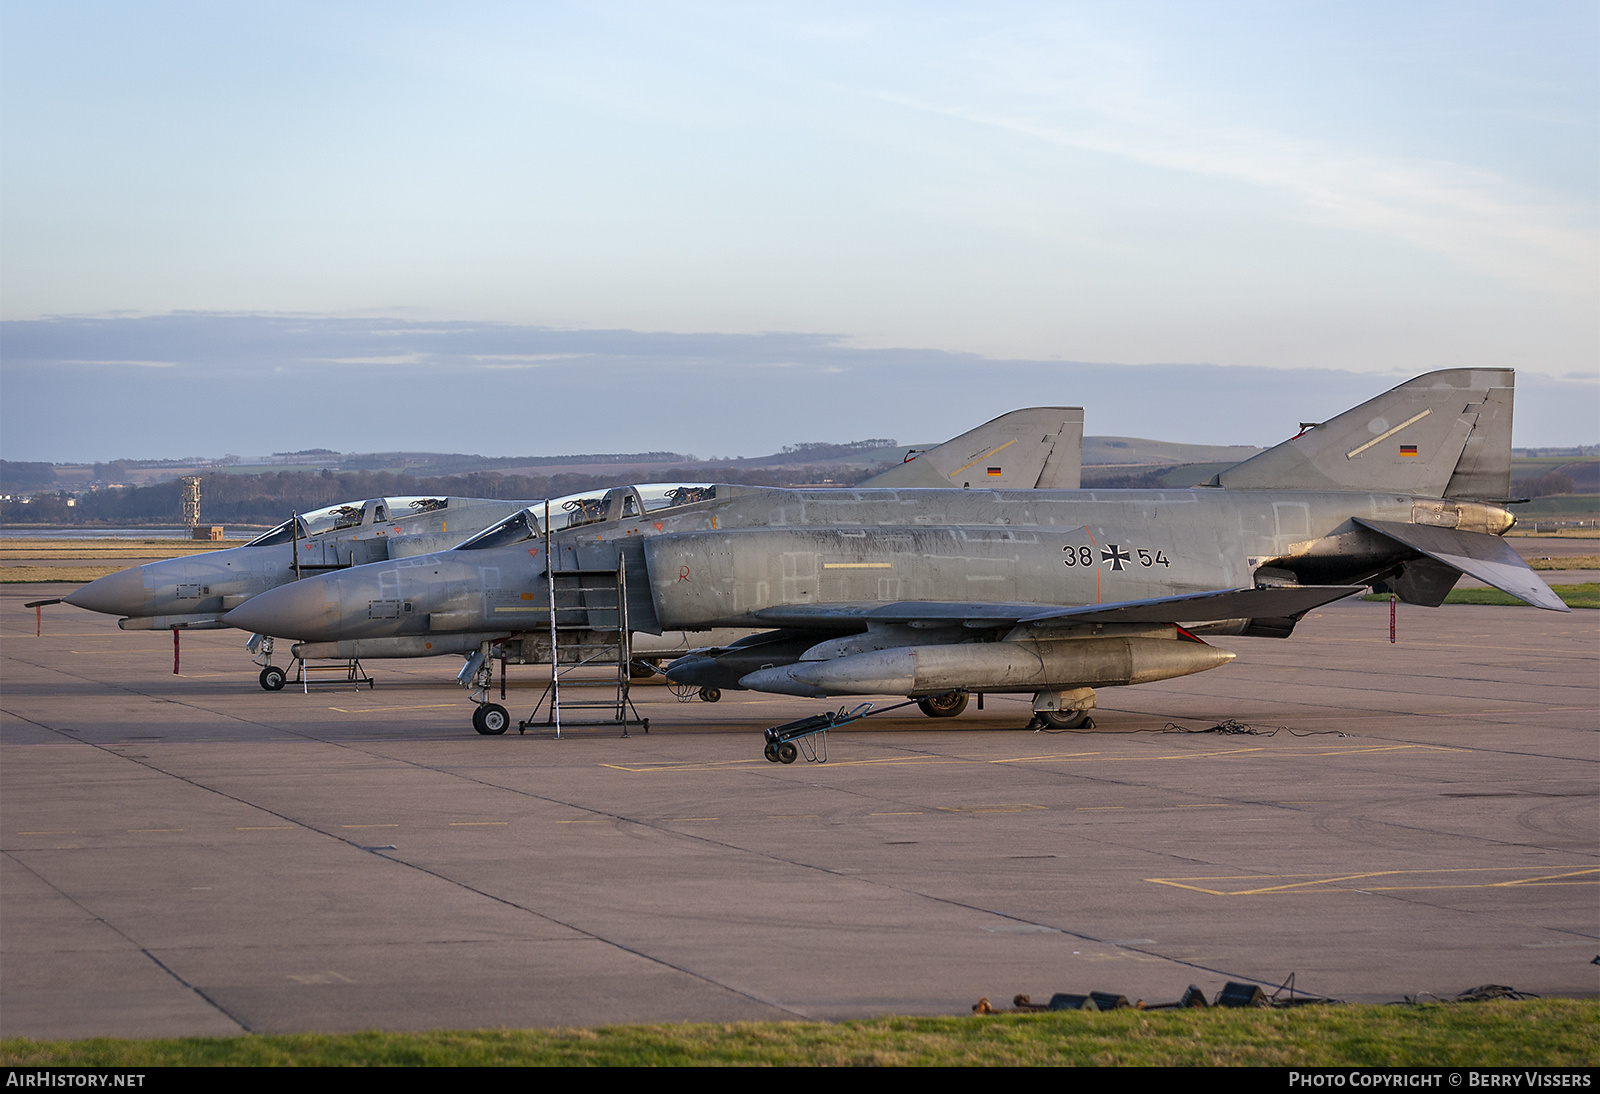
{"left": 748, "top": 584, "right": 1364, "bottom": 630}
{"left": 1354, "top": 519, "right": 1567, "bottom": 612}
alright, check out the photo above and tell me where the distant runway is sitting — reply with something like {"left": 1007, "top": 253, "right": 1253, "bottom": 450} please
{"left": 2, "top": 584, "right": 1595, "bottom": 1038}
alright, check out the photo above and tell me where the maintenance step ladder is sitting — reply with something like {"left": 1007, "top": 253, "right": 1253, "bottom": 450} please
{"left": 292, "top": 657, "right": 374, "bottom": 692}
{"left": 520, "top": 567, "right": 649, "bottom": 736}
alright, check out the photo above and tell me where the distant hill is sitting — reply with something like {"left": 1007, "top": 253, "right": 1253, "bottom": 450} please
{"left": 1083, "top": 436, "right": 1263, "bottom": 467}
{"left": 13, "top": 438, "right": 1594, "bottom": 529}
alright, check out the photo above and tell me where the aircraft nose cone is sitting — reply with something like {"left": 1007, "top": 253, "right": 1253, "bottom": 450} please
{"left": 223, "top": 578, "right": 334, "bottom": 639}
{"left": 64, "top": 566, "right": 148, "bottom": 616}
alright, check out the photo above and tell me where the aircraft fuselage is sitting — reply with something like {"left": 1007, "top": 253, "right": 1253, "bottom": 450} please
{"left": 224, "top": 485, "right": 1498, "bottom": 643}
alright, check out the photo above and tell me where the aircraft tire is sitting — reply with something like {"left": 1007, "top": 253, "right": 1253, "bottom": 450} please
{"left": 1036, "top": 710, "right": 1093, "bottom": 730}
{"left": 778, "top": 742, "right": 798, "bottom": 764}
{"left": 475, "top": 703, "right": 510, "bottom": 736}
{"left": 698, "top": 687, "right": 721, "bottom": 703}
{"left": 764, "top": 742, "right": 781, "bottom": 763}
{"left": 917, "top": 692, "right": 968, "bottom": 718}
{"left": 259, "top": 666, "right": 286, "bottom": 691}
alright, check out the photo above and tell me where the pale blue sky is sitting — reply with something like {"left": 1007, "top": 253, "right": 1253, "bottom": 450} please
{"left": 2, "top": 3, "right": 1595, "bottom": 459}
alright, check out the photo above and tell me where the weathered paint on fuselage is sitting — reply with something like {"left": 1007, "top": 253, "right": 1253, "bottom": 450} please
{"left": 642, "top": 486, "right": 1421, "bottom": 627}
{"left": 231, "top": 484, "right": 1430, "bottom": 643}
{"left": 69, "top": 498, "right": 526, "bottom": 629}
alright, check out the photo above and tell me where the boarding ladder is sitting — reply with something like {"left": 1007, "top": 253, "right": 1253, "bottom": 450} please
{"left": 519, "top": 564, "right": 649, "bottom": 737}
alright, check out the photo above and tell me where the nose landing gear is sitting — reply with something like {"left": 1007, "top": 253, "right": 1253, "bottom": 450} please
{"left": 472, "top": 703, "right": 510, "bottom": 735}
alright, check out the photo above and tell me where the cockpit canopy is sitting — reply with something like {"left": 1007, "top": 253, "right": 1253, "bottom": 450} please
{"left": 242, "top": 496, "right": 454, "bottom": 547}
{"left": 452, "top": 483, "right": 717, "bottom": 552}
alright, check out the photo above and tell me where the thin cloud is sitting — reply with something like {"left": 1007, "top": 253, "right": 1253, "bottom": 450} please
{"left": 878, "top": 91, "right": 1595, "bottom": 295}
{"left": 56, "top": 358, "right": 177, "bottom": 368}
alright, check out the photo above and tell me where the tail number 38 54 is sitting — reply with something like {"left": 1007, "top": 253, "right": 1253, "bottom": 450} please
{"left": 1063, "top": 544, "right": 1170, "bottom": 569}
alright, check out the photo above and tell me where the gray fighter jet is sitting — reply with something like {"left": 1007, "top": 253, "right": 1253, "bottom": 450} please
{"left": 70, "top": 408, "right": 1083, "bottom": 690}
{"left": 61, "top": 494, "right": 529, "bottom": 684}
{"left": 225, "top": 369, "right": 1561, "bottom": 737}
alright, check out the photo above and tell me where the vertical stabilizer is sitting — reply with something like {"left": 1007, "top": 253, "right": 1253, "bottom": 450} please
{"left": 1208, "top": 370, "right": 1514, "bottom": 498}
{"left": 861, "top": 408, "right": 1084, "bottom": 490}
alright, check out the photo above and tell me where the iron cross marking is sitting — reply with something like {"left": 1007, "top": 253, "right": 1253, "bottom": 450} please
{"left": 1101, "top": 545, "right": 1130, "bottom": 571}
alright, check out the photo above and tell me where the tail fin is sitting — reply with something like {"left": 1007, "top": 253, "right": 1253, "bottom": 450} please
{"left": 1208, "top": 369, "right": 1513, "bottom": 498}
{"left": 861, "top": 408, "right": 1084, "bottom": 490}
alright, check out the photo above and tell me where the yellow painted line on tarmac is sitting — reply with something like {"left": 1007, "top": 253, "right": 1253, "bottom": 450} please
{"left": 788, "top": 756, "right": 960, "bottom": 769}
{"left": 17, "top": 830, "right": 75, "bottom": 835}
{"left": 988, "top": 752, "right": 1101, "bottom": 763}
{"left": 63, "top": 643, "right": 157, "bottom": 652}
{"left": 327, "top": 704, "right": 462, "bottom": 714}
{"left": 1311, "top": 745, "right": 1471, "bottom": 756}
{"left": 599, "top": 758, "right": 771, "bottom": 772}
{"left": 1147, "top": 866, "right": 1600, "bottom": 897}
{"left": 937, "top": 804, "right": 1046, "bottom": 814}
{"left": 600, "top": 755, "right": 959, "bottom": 773}
{"left": 995, "top": 748, "right": 1266, "bottom": 763}
{"left": 1488, "top": 868, "right": 1599, "bottom": 887}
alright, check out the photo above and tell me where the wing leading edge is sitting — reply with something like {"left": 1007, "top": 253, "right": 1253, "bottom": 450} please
{"left": 748, "top": 584, "right": 1364, "bottom": 630}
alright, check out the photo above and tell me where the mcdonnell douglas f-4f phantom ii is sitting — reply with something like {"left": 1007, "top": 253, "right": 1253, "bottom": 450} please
{"left": 60, "top": 493, "right": 531, "bottom": 687}
{"left": 224, "top": 369, "right": 1564, "bottom": 739}
{"left": 78, "top": 408, "right": 1082, "bottom": 691}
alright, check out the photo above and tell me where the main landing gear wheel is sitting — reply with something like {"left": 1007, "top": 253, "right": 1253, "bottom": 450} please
{"left": 259, "top": 666, "right": 286, "bottom": 691}
{"left": 473, "top": 703, "right": 510, "bottom": 735}
{"left": 1035, "top": 709, "right": 1094, "bottom": 730}
{"left": 777, "top": 741, "right": 798, "bottom": 764}
{"left": 917, "top": 692, "right": 968, "bottom": 718}
{"left": 698, "top": 687, "right": 721, "bottom": 703}
{"left": 764, "top": 742, "right": 781, "bottom": 763}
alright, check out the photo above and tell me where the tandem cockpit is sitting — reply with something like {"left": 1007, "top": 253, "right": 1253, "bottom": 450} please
{"left": 242, "top": 496, "right": 456, "bottom": 547}
{"left": 451, "top": 483, "right": 718, "bottom": 552}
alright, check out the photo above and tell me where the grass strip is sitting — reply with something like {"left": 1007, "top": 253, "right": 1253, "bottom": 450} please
{"left": 2, "top": 1001, "right": 1595, "bottom": 1067}
{"left": 0, "top": 538, "right": 247, "bottom": 559}
{"left": 1527, "top": 555, "right": 1600, "bottom": 570}
{"left": 1445, "top": 583, "right": 1597, "bottom": 608}
{"left": 2, "top": 566, "right": 128, "bottom": 583}
{"left": 1364, "top": 584, "right": 1596, "bottom": 609}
